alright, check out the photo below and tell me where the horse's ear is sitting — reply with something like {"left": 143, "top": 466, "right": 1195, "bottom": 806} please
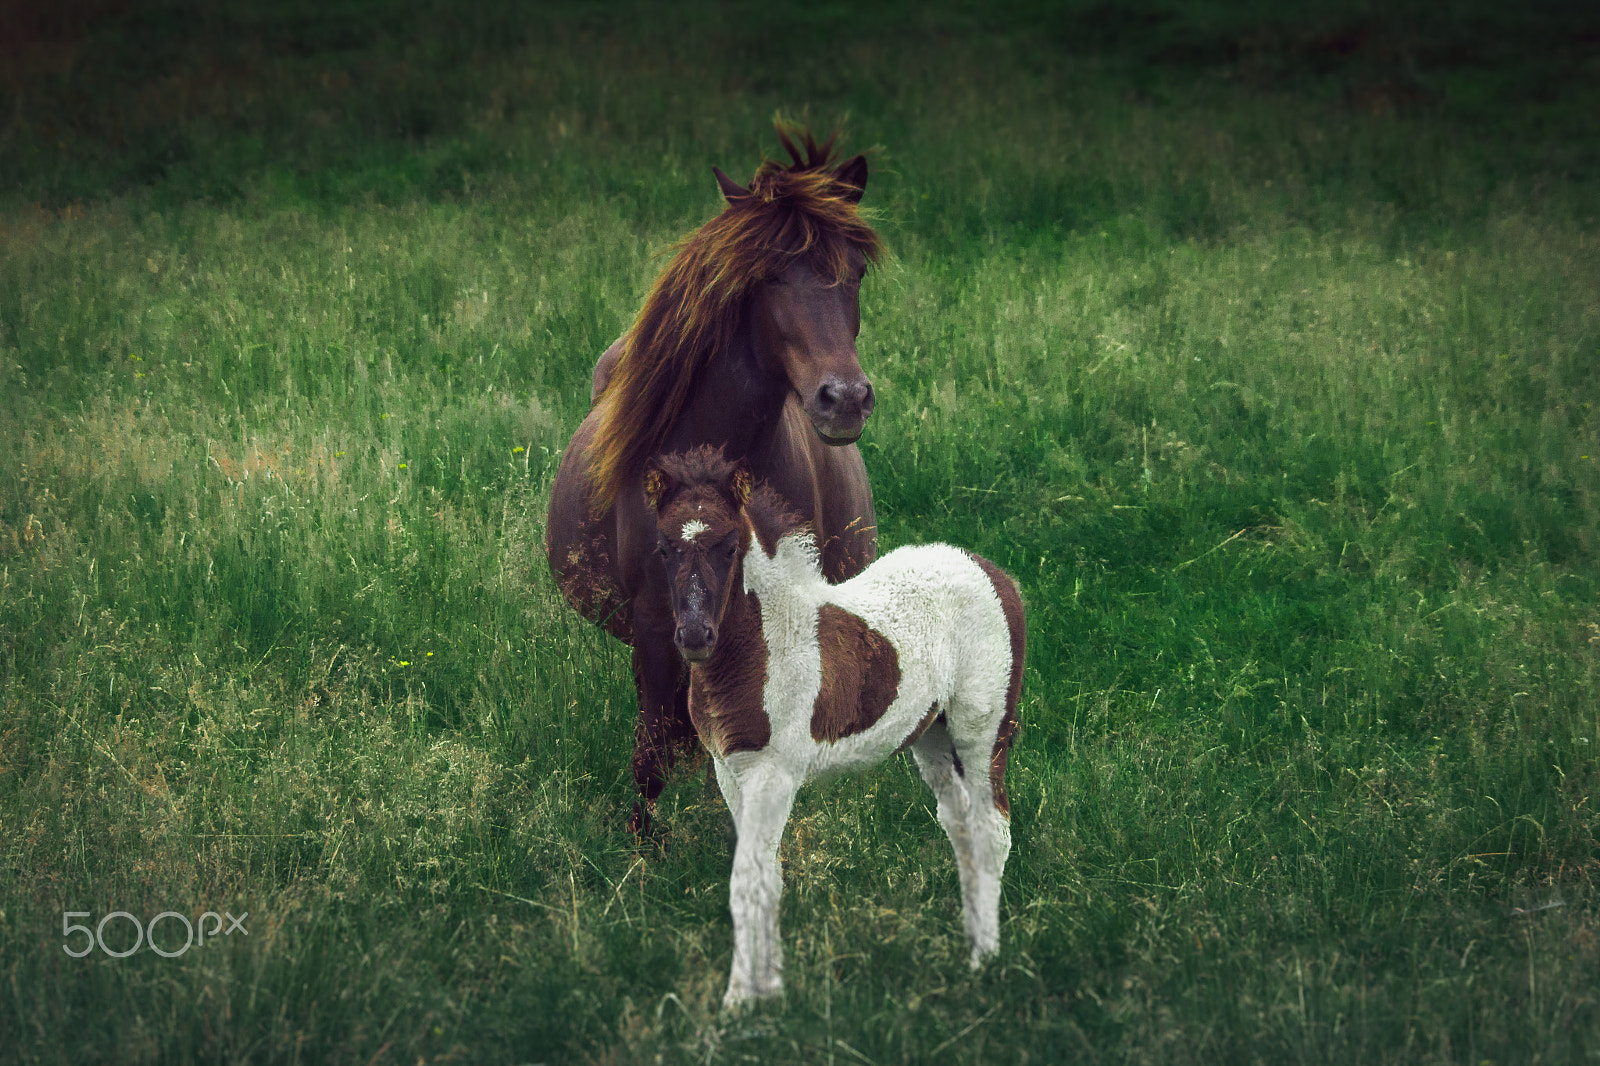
{"left": 643, "top": 463, "right": 669, "bottom": 511}
{"left": 833, "top": 154, "right": 868, "bottom": 203}
{"left": 713, "top": 166, "right": 750, "bottom": 204}
{"left": 729, "top": 463, "right": 753, "bottom": 508}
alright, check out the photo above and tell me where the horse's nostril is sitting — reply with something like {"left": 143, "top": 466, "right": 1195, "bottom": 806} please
{"left": 816, "top": 379, "right": 873, "bottom": 418}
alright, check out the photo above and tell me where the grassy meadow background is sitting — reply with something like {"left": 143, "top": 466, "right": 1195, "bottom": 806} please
{"left": 2, "top": 0, "right": 1598, "bottom": 1061}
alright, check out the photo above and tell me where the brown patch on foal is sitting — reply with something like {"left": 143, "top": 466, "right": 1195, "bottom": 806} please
{"left": 811, "top": 604, "right": 901, "bottom": 743}
{"left": 968, "top": 554, "right": 1026, "bottom": 817}
{"left": 688, "top": 589, "right": 771, "bottom": 756}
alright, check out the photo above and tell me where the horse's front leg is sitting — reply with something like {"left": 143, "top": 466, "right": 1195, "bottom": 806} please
{"left": 627, "top": 633, "right": 685, "bottom": 836}
{"left": 724, "top": 766, "right": 798, "bottom": 1008}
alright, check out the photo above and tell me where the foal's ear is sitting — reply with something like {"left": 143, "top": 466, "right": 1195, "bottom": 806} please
{"left": 833, "top": 154, "right": 868, "bottom": 204}
{"left": 642, "top": 462, "right": 670, "bottom": 511}
{"left": 729, "top": 463, "right": 753, "bottom": 508}
{"left": 713, "top": 166, "right": 751, "bottom": 204}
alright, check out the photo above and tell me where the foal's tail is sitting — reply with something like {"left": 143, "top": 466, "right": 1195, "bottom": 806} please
{"left": 965, "top": 553, "right": 1026, "bottom": 818}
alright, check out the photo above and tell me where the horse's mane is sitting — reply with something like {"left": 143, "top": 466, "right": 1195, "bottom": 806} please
{"left": 587, "top": 121, "right": 884, "bottom": 511}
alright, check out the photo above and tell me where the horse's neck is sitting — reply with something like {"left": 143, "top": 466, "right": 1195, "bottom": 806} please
{"left": 661, "top": 329, "right": 786, "bottom": 461}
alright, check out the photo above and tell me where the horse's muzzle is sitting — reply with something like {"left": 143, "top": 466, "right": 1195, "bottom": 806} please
{"left": 809, "top": 377, "right": 874, "bottom": 444}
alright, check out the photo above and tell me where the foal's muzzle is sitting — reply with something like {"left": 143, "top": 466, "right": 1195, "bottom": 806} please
{"left": 675, "top": 621, "right": 716, "bottom": 662}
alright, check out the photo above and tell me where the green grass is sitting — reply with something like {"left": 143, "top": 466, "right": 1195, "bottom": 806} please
{"left": 2, "top": 1, "right": 1598, "bottom": 1061}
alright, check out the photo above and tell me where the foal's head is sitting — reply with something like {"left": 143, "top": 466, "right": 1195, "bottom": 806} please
{"left": 643, "top": 448, "right": 755, "bottom": 663}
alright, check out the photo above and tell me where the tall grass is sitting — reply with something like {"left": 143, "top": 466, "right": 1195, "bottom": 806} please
{"left": 2, "top": 1, "right": 1597, "bottom": 1061}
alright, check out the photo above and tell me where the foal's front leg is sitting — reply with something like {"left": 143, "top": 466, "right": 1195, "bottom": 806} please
{"left": 713, "top": 756, "right": 744, "bottom": 826}
{"left": 722, "top": 765, "right": 798, "bottom": 1007}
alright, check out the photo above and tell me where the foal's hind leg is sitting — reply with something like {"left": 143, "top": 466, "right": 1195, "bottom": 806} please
{"left": 952, "top": 740, "right": 1010, "bottom": 968}
{"left": 951, "top": 691, "right": 1014, "bottom": 969}
{"left": 913, "top": 713, "right": 1010, "bottom": 968}
{"left": 909, "top": 719, "right": 984, "bottom": 952}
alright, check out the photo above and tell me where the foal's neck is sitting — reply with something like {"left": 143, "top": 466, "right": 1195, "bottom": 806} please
{"left": 741, "top": 532, "right": 827, "bottom": 622}
{"left": 700, "top": 561, "right": 765, "bottom": 672}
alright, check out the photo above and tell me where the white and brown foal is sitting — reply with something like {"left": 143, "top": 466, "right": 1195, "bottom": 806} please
{"left": 643, "top": 446, "right": 1025, "bottom": 1008}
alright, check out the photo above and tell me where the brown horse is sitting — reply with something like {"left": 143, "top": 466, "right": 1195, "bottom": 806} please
{"left": 545, "top": 124, "right": 885, "bottom": 833}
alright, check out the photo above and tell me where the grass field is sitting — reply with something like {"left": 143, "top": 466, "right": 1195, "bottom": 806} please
{"left": 2, "top": 1, "right": 1598, "bottom": 1061}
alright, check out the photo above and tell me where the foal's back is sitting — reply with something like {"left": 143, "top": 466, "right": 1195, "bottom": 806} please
{"left": 785, "top": 542, "right": 1021, "bottom": 777}
{"left": 830, "top": 543, "right": 1014, "bottom": 683}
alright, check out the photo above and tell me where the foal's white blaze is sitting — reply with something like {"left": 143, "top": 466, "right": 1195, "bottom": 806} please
{"left": 679, "top": 518, "right": 710, "bottom": 542}
{"left": 711, "top": 531, "right": 1021, "bottom": 1008}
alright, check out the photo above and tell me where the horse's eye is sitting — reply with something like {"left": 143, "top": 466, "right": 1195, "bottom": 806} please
{"left": 723, "top": 542, "right": 737, "bottom": 559}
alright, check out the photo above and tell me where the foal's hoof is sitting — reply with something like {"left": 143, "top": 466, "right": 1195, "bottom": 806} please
{"left": 627, "top": 801, "right": 653, "bottom": 837}
{"left": 722, "top": 980, "right": 783, "bottom": 1011}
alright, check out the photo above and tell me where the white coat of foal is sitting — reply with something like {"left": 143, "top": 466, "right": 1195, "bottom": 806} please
{"left": 644, "top": 447, "right": 1024, "bottom": 1009}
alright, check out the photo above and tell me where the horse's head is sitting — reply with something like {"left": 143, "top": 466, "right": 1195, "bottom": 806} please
{"left": 714, "top": 150, "right": 877, "bottom": 446}
{"left": 643, "top": 448, "right": 754, "bottom": 663}
{"left": 748, "top": 254, "right": 874, "bottom": 445}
